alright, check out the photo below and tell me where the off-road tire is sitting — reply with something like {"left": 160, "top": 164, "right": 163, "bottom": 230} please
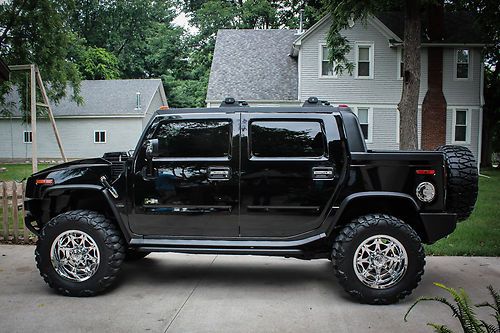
{"left": 35, "top": 210, "right": 126, "bottom": 296}
{"left": 436, "top": 145, "right": 478, "bottom": 221}
{"left": 125, "top": 248, "right": 150, "bottom": 261}
{"left": 332, "top": 214, "right": 425, "bottom": 305}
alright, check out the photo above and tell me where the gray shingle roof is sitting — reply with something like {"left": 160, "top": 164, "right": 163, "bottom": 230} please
{"left": 3, "top": 79, "right": 164, "bottom": 117}
{"left": 206, "top": 29, "right": 298, "bottom": 102}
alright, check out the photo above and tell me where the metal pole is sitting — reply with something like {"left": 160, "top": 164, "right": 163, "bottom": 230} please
{"left": 30, "top": 65, "right": 37, "bottom": 173}
{"left": 35, "top": 68, "right": 67, "bottom": 162}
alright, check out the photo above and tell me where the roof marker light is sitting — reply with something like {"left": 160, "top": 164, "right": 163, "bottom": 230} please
{"left": 338, "top": 104, "right": 349, "bottom": 107}
{"left": 159, "top": 105, "right": 169, "bottom": 110}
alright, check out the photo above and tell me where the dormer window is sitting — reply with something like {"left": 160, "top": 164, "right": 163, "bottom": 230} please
{"left": 319, "top": 44, "right": 336, "bottom": 77}
{"left": 455, "top": 49, "right": 471, "bottom": 80}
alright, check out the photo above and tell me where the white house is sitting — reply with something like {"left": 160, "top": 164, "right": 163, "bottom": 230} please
{"left": 0, "top": 79, "right": 167, "bottom": 160}
{"left": 206, "top": 11, "right": 484, "bottom": 162}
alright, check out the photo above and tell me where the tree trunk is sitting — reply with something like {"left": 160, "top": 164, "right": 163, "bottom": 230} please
{"left": 398, "top": 0, "right": 421, "bottom": 150}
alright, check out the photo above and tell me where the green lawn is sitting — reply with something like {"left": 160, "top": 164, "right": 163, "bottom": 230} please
{"left": 425, "top": 168, "right": 500, "bottom": 256}
{"left": 0, "top": 163, "right": 52, "bottom": 182}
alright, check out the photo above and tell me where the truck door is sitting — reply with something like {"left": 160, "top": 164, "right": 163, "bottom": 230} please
{"left": 129, "top": 113, "right": 240, "bottom": 237}
{"left": 239, "top": 113, "right": 343, "bottom": 237}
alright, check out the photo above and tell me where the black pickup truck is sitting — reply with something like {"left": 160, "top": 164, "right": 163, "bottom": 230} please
{"left": 24, "top": 97, "right": 478, "bottom": 304}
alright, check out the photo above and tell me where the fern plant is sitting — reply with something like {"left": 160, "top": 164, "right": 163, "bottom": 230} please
{"left": 404, "top": 283, "right": 500, "bottom": 333}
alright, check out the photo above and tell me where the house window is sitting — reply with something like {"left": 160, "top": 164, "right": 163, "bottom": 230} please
{"left": 320, "top": 45, "right": 335, "bottom": 77}
{"left": 453, "top": 109, "right": 470, "bottom": 143}
{"left": 353, "top": 107, "right": 373, "bottom": 142}
{"left": 455, "top": 49, "right": 470, "bottom": 79}
{"left": 398, "top": 48, "right": 404, "bottom": 79}
{"left": 356, "top": 43, "right": 374, "bottom": 79}
{"left": 94, "top": 130, "right": 106, "bottom": 143}
{"left": 23, "top": 131, "right": 32, "bottom": 144}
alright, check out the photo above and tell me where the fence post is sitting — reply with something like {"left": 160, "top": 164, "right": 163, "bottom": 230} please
{"left": 12, "top": 181, "right": 18, "bottom": 242}
{"left": 2, "top": 182, "right": 7, "bottom": 240}
{"left": 22, "top": 181, "right": 29, "bottom": 243}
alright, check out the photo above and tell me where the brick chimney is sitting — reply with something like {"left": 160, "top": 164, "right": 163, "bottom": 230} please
{"left": 421, "top": 1, "right": 447, "bottom": 150}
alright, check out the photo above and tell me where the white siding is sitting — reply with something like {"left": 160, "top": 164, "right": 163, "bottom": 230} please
{"left": 0, "top": 117, "right": 143, "bottom": 160}
{"left": 442, "top": 48, "right": 481, "bottom": 105}
{"left": 143, "top": 89, "right": 164, "bottom": 128}
{"left": 206, "top": 101, "right": 301, "bottom": 108}
{"left": 299, "top": 18, "right": 428, "bottom": 105}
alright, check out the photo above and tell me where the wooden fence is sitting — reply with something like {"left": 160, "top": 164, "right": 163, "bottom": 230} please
{"left": 0, "top": 181, "right": 34, "bottom": 243}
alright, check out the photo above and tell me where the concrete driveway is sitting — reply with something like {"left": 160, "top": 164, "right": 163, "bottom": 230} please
{"left": 0, "top": 245, "right": 498, "bottom": 333}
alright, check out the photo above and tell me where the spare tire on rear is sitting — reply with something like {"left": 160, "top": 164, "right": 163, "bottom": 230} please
{"left": 436, "top": 145, "right": 478, "bottom": 221}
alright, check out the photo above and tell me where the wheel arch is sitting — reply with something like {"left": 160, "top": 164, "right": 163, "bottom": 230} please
{"left": 41, "top": 185, "right": 132, "bottom": 242}
{"left": 328, "top": 192, "right": 430, "bottom": 243}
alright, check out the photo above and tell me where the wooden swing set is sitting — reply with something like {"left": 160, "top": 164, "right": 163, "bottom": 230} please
{"left": 8, "top": 64, "right": 67, "bottom": 173}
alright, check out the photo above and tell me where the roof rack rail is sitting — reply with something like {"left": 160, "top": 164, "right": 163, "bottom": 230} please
{"left": 220, "top": 97, "right": 249, "bottom": 107}
{"left": 302, "top": 96, "right": 331, "bottom": 107}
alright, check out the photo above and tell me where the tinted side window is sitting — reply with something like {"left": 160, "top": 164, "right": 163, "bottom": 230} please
{"left": 250, "top": 121, "right": 325, "bottom": 157}
{"left": 154, "top": 120, "right": 231, "bottom": 157}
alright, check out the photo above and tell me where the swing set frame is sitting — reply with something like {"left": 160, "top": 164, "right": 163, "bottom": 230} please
{"left": 8, "top": 64, "right": 67, "bottom": 173}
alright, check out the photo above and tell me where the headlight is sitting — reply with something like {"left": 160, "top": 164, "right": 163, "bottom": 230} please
{"left": 416, "top": 182, "right": 436, "bottom": 203}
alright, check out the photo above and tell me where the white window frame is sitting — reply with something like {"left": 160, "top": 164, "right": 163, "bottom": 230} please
{"left": 94, "top": 130, "right": 107, "bottom": 144}
{"left": 352, "top": 106, "right": 374, "bottom": 143}
{"left": 451, "top": 108, "right": 472, "bottom": 144}
{"left": 454, "top": 48, "right": 472, "bottom": 81}
{"left": 318, "top": 43, "right": 337, "bottom": 78}
{"left": 23, "top": 130, "right": 32, "bottom": 144}
{"left": 355, "top": 42, "right": 374, "bottom": 79}
{"left": 397, "top": 47, "right": 404, "bottom": 80}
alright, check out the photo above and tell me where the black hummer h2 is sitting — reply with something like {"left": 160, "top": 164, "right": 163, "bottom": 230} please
{"left": 24, "top": 97, "right": 478, "bottom": 304}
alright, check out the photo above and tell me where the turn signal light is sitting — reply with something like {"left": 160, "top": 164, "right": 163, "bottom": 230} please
{"left": 36, "top": 179, "right": 54, "bottom": 185}
{"left": 416, "top": 169, "right": 436, "bottom": 175}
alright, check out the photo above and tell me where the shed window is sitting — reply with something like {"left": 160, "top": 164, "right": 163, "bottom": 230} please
{"left": 94, "top": 130, "right": 106, "bottom": 143}
{"left": 23, "top": 131, "right": 32, "bottom": 144}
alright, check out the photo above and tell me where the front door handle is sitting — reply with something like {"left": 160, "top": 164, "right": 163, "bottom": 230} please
{"left": 312, "top": 167, "right": 335, "bottom": 180}
{"left": 208, "top": 166, "right": 231, "bottom": 180}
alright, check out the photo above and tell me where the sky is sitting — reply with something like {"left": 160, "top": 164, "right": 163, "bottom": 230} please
{"left": 172, "top": 12, "right": 199, "bottom": 35}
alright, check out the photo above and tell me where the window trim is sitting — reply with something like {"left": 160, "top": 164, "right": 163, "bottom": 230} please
{"left": 397, "top": 47, "right": 404, "bottom": 80}
{"left": 454, "top": 48, "right": 472, "bottom": 81}
{"left": 396, "top": 109, "right": 400, "bottom": 144}
{"left": 355, "top": 42, "right": 374, "bottom": 79}
{"left": 318, "top": 43, "right": 337, "bottom": 78}
{"left": 248, "top": 119, "right": 328, "bottom": 160}
{"left": 94, "top": 130, "right": 107, "bottom": 144}
{"left": 352, "top": 106, "right": 374, "bottom": 143}
{"left": 451, "top": 108, "right": 472, "bottom": 144}
{"left": 23, "top": 130, "right": 32, "bottom": 144}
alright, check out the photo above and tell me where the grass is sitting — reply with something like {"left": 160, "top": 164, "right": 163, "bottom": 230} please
{"left": 425, "top": 168, "right": 500, "bottom": 256}
{"left": 1, "top": 164, "right": 499, "bottom": 255}
{"left": 0, "top": 163, "right": 52, "bottom": 182}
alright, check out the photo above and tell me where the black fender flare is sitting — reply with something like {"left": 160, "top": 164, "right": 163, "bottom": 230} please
{"left": 326, "top": 191, "right": 421, "bottom": 234}
{"left": 41, "top": 185, "right": 133, "bottom": 242}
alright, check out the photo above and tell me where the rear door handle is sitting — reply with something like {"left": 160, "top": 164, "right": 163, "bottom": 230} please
{"left": 312, "top": 167, "right": 335, "bottom": 180}
{"left": 208, "top": 166, "right": 231, "bottom": 180}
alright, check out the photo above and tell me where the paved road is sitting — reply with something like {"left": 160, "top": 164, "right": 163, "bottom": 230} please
{"left": 0, "top": 245, "right": 498, "bottom": 333}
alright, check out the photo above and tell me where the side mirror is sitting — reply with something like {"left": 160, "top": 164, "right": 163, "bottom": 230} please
{"left": 145, "top": 139, "right": 159, "bottom": 160}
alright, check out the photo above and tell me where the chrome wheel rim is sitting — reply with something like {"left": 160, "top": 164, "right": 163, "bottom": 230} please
{"left": 50, "top": 230, "right": 100, "bottom": 282}
{"left": 353, "top": 235, "right": 408, "bottom": 289}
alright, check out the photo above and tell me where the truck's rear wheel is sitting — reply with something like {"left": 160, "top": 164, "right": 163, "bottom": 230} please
{"left": 35, "top": 210, "right": 126, "bottom": 296}
{"left": 332, "top": 214, "right": 425, "bottom": 304}
{"left": 436, "top": 145, "right": 478, "bottom": 221}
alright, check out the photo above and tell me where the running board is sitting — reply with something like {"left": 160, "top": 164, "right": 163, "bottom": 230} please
{"left": 129, "top": 233, "right": 326, "bottom": 248}
{"left": 138, "top": 246, "right": 304, "bottom": 257}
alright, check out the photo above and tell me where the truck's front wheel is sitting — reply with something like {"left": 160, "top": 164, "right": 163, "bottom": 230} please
{"left": 35, "top": 210, "right": 126, "bottom": 296}
{"left": 332, "top": 214, "right": 425, "bottom": 304}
